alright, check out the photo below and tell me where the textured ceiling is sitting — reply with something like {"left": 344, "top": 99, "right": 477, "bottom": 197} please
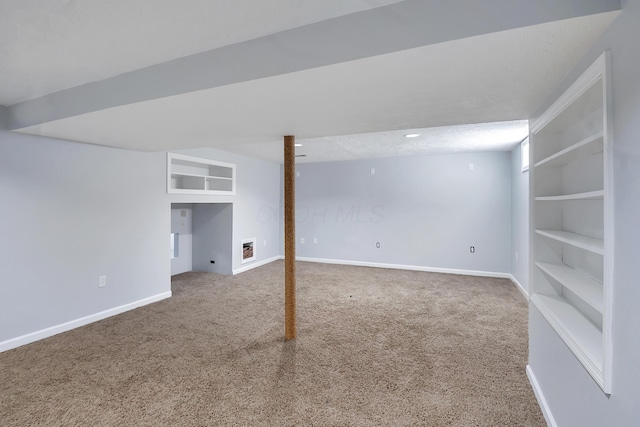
{"left": 252, "top": 121, "right": 530, "bottom": 164}
{"left": 1, "top": 1, "right": 621, "bottom": 163}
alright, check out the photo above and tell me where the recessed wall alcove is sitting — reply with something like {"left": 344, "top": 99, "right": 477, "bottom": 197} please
{"left": 170, "top": 202, "right": 233, "bottom": 276}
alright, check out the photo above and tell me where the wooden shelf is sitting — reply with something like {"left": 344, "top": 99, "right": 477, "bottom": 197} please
{"left": 535, "top": 132, "right": 603, "bottom": 169}
{"left": 535, "top": 190, "right": 604, "bottom": 201}
{"left": 536, "top": 262, "right": 603, "bottom": 313}
{"left": 531, "top": 294, "right": 603, "bottom": 386}
{"left": 536, "top": 229, "right": 604, "bottom": 255}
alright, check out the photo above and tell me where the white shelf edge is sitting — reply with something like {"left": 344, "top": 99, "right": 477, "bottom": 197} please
{"left": 535, "top": 190, "right": 604, "bottom": 201}
{"left": 536, "top": 262, "right": 603, "bottom": 313}
{"left": 535, "top": 229, "right": 604, "bottom": 255}
{"left": 534, "top": 132, "right": 603, "bottom": 168}
{"left": 172, "top": 172, "right": 232, "bottom": 180}
{"left": 531, "top": 294, "right": 605, "bottom": 391}
{"left": 168, "top": 188, "right": 236, "bottom": 195}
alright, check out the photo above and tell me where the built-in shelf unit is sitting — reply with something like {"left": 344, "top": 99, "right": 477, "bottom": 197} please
{"left": 529, "top": 51, "right": 613, "bottom": 393}
{"left": 167, "top": 153, "right": 236, "bottom": 195}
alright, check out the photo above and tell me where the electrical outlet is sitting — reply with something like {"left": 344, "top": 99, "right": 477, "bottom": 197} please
{"left": 313, "top": 238, "right": 317, "bottom": 244}
{"left": 301, "top": 237, "right": 305, "bottom": 244}
{"left": 470, "top": 246, "right": 475, "bottom": 253}
{"left": 376, "top": 242, "right": 381, "bottom": 249}
{"left": 98, "top": 275, "right": 106, "bottom": 288}
{"left": 296, "top": 171, "right": 300, "bottom": 178}
{"left": 371, "top": 167, "right": 376, "bottom": 175}
{"left": 264, "top": 240, "right": 267, "bottom": 246}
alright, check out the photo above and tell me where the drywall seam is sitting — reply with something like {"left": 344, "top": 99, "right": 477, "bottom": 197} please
{"left": 0, "top": 291, "right": 172, "bottom": 353}
{"left": 527, "top": 364, "right": 558, "bottom": 427}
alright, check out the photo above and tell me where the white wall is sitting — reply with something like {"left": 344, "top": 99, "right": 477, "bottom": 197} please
{"left": 0, "top": 131, "right": 281, "bottom": 349}
{"left": 528, "top": 1, "right": 640, "bottom": 425}
{"left": 192, "top": 203, "right": 233, "bottom": 275}
{"left": 170, "top": 205, "right": 193, "bottom": 276}
{"left": 0, "top": 130, "right": 170, "bottom": 346}
{"left": 294, "top": 152, "right": 512, "bottom": 275}
{"left": 511, "top": 142, "right": 530, "bottom": 294}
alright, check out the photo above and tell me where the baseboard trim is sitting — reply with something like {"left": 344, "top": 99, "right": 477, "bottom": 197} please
{"left": 233, "top": 255, "right": 282, "bottom": 275}
{"left": 294, "top": 256, "right": 511, "bottom": 279}
{"left": 509, "top": 274, "right": 529, "bottom": 300}
{"left": 0, "top": 291, "right": 172, "bottom": 353}
{"left": 527, "top": 364, "right": 557, "bottom": 427}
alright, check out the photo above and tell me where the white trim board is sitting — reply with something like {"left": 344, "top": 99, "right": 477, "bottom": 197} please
{"left": 240, "top": 255, "right": 526, "bottom": 300}
{"left": 530, "top": 51, "right": 607, "bottom": 133}
{"left": 233, "top": 255, "right": 281, "bottom": 275}
{"left": 527, "top": 364, "right": 558, "bottom": 427}
{"left": 295, "top": 256, "right": 511, "bottom": 279}
{"left": 509, "top": 274, "right": 529, "bottom": 301}
{"left": 0, "top": 291, "right": 172, "bottom": 353}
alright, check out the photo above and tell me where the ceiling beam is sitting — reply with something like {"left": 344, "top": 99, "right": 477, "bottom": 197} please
{"left": 8, "top": 0, "right": 621, "bottom": 130}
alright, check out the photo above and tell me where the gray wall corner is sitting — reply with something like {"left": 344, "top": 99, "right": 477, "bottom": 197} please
{"left": 0, "top": 105, "right": 8, "bottom": 130}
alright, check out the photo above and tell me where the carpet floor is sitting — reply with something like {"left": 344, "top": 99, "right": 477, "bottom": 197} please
{"left": 1, "top": 261, "right": 545, "bottom": 426}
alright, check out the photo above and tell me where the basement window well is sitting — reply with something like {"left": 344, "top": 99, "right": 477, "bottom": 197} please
{"left": 241, "top": 238, "right": 256, "bottom": 264}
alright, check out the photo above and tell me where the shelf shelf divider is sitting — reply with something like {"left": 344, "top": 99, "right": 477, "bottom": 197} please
{"left": 535, "top": 190, "right": 604, "bottom": 201}
{"left": 535, "top": 132, "right": 603, "bottom": 169}
{"left": 536, "top": 229, "right": 604, "bottom": 255}
{"left": 536, "top": 262, "right": 603, "bottom": 313}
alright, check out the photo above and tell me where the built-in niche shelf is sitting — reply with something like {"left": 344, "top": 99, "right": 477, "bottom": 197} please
{"left": 535, "top": 190, "right": 604, "bottom": 202}
{"left": 167, "top": 153, "right": 236, "bottom": 195}
{"left": 535, "top": 229, "right": 604, "bottom": 255}
{"left": 529, "top": 51, "right": 612, "bottom": 393}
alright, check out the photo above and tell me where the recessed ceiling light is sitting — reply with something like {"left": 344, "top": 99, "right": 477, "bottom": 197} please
{"left": 295, "top": 143, "right": 302, "bottom": 147}
{"left": 404, "top": 133, "right": 420, "bottom": 138}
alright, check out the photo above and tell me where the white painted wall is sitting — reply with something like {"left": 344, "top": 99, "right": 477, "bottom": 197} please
{"left": 294, "top": 152, "right": 512, "bottom": 275}
{"left": 528, "top": 1, "right": 640, "bottom": 425}
{"left": 192, "top": 203, "right": 233, "bottom": 275}
{"left": 0, "top": 130, "right": 170, "bottom": 346}
{"left": 0, "top": 131, "right": 281, "bottom": 349}
{"left": 170, "top": 205, "right": 193, "bottom": 276}
{"left": 511, "top": 142, "right": 530, "bottom": 294}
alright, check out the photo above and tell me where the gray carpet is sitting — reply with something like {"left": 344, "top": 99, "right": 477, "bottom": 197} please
{"left": 0, "top": 261, "right": 545, "bottom": 426}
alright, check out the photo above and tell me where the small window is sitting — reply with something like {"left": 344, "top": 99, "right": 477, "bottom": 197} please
{"left": 170, "top": 233, "right": 179, "bottom": 259}
{"left": 241, "top": 238, "right": 256, "bottom": 264}
{"left": 521, "top": 138, "right": 530, "bottom": 172}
